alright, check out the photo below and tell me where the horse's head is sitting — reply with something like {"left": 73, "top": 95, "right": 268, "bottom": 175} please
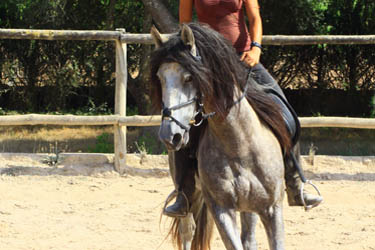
{"left": 151, "top": 25, "right": 201, "bottom": 151}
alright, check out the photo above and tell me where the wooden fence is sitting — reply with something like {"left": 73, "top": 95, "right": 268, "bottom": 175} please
{"left": 0, "top": 28, "right": 375, "bottom": 172}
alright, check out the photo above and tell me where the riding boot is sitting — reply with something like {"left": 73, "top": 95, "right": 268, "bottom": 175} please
{"left": 163, "top": 190, "right": 190, "bottom": 217}
{"left": 284, "top": 148, "right": 323, "bottom": 208}
{"left": 163, "top": 148, "right": 197, "bottom": 218}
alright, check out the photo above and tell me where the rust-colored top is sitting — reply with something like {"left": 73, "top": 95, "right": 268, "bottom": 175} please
{"left": 194, "top": 0, "right": 251, "bottom": 52}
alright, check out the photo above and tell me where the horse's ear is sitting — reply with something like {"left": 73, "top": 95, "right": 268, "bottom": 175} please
{"left": 150, "top": 25, "right": 163, "bottom": 48}
{"left": 180, "top": 24, "right": 198, "bottom": 58}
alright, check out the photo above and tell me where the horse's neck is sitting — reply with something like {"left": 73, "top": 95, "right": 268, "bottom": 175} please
{"left": 204, "top": 92, "right": 265, "bottom": 158}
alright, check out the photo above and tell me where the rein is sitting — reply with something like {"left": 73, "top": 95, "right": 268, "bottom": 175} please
{"left": 233, "top": 68, "right": 252, "bottom": 106}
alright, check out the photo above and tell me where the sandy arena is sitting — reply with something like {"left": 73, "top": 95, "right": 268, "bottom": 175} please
{"left": 0, "top": 153, "right": 374, "bottom": 250}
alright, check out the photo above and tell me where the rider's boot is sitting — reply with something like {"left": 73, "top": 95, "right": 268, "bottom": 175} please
{"left": 163, "top": 149, "right": 197, "bottom": 218}
{"left": 163, "top": 189, "right": 190, "bottom": 217}
{"left": 163, "top": 177, "right": 195, "bottom": 217}
{"left": 284, "top": 149, "right": 323, "bottom": 209}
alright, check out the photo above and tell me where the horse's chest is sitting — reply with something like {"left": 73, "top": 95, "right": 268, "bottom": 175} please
{"left": 197, "top": 128, "right": 282, "bottom": 210}
{"left": 198, "top": 157, "right": 269, "bottom": 210}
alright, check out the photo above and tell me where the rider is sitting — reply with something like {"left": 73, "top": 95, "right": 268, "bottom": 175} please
{"left": 164, "top": 0, "right": 323, "bottom": 217}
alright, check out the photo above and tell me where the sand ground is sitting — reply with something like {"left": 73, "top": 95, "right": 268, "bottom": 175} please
{"left": 0, "top": 153, "right": 374, "bottom": 250}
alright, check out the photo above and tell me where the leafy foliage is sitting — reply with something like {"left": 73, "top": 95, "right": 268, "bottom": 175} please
{"left": 88, "top": 132, "right": 114, "bottom": 153}
{"left": 136, "top": 131, "right": 165, "bottom": 155}
{"left": 260, "top": 0, "right": 375, "bottom": 92}
{"left": 0, "top": 0, "right": 144, "bottom": 112}
{"left": 0, "top": 0, "right": 374, "bottom": 117}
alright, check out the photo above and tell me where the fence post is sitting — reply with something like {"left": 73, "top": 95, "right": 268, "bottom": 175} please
{"left": 114, "top": 29, "right": 127, "bottom": 173}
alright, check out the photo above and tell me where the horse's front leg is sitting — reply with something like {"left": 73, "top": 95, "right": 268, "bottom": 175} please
{"left": 240, "top": 212, "right": 258, "bottom": 250}
{"left": 179, "top": 213, "right": 196, "bottom": 250}
{"left": 204, "top": 196, "right": 243, "bottom": 250}
{"left": 258, "top": 203, "right": 285, "bottom": 250}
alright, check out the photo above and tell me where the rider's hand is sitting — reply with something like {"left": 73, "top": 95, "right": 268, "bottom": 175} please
{"left": 240, "top": 47, "right": 261, "bottom": 67}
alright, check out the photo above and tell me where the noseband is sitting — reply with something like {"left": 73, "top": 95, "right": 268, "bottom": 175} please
{"left": 161, "top": 95, "right": 215, "bottom": 132}
{"left": 161, "top": 97, "right": 198, "bottom": 131}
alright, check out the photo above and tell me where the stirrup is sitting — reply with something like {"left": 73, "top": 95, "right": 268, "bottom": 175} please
{"left": 300, "top": 180, "right": 322, "bottom": 211}
{"left": 163, "top": 190, "right": 190, "bottom": 217}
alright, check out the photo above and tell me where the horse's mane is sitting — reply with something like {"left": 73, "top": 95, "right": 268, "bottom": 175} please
{"left": 150, "top": 23, "right": 291, "bottom": 154}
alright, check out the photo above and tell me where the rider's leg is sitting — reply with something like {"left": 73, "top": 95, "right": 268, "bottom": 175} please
{"left": 251, "top": 63, "right": 323, "bottom": 208}
{"left": 250, "top": 63, "right": 286, "bottom": 99}
{"left": 164, "top": 147, "right": 197, "bottom": 217}
{"left": 284, "top": 143, "right": 323, "bottom": 207}
{"left": 164, "top": 126, "right": 201, "bottom": 217}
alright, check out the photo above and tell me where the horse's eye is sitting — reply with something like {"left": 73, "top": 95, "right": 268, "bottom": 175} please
{"left": 184, "top": 74, "right": 193, "bottom": 83}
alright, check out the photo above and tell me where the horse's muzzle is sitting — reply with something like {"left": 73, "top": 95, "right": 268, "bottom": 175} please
{"left": 159, "top": 120, "right": 189, "bottom": 151}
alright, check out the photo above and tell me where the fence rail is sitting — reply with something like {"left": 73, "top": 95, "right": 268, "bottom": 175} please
{"left": 1, "top": 28, "right": 375, "bottom": 172}
{"left": 0, "top": 114, "right": 374, "bottom": 129}
{"left": 1, "top": 28, "right": 375, "bottom": 45}
{"left": 299, "top": 117, "right": 375, "bottom": 129}
{"left": 0, "top": 29, "right": 121, "bottom": 41}
{"left": 0, "top": 114, "right": 160, "bottom": 126}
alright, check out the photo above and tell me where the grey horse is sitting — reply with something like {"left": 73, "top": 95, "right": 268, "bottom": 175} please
{"left": 150, "top": 23, "right": 294, "bottom": 250}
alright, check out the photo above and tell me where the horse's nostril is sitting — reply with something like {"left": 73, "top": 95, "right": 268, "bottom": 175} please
{"left": 172, "top": 133, "right": 182, "bottom": 147}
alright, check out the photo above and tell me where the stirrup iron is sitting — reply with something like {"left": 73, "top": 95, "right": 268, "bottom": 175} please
{"left": 300, "top": 180, "right": 322, "bottom": 211}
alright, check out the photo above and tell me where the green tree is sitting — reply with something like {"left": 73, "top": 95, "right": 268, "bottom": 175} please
{"left": 1, "top": 0, "right": 374, "bottom": 116}
{"left": 0, "top": 0, "right": 146, "bottom": 112}
{"left": 323, "top": 0, "right": 375, "bottom": 91}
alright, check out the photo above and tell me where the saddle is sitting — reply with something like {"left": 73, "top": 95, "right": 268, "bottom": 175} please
{"left": 265, "top": 89, "right": 301, "bottom": 147}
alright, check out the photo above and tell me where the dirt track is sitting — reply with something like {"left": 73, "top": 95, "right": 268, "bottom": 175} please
{"left": 0, "top": 153, "right": 375, "bottom": 250}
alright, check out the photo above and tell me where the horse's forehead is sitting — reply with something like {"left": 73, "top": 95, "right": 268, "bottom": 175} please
{"left": 158, "top": 62, "right": 185, "bottom": 77}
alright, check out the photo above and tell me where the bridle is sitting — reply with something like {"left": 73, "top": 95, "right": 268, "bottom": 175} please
{"left": 160, "top": 44, "right": 211, "bottom": 132}
{"left": 161, "top": 97, "right": 198, "bottom": 131}
{"left": 160, "top": 40, "right": 254, "bottom": 132}
{"left": 161, "top": 96, "right": 215, "bottom": 132}
{"left": 161, "top": 68, "right": 253, "bottom": 132}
